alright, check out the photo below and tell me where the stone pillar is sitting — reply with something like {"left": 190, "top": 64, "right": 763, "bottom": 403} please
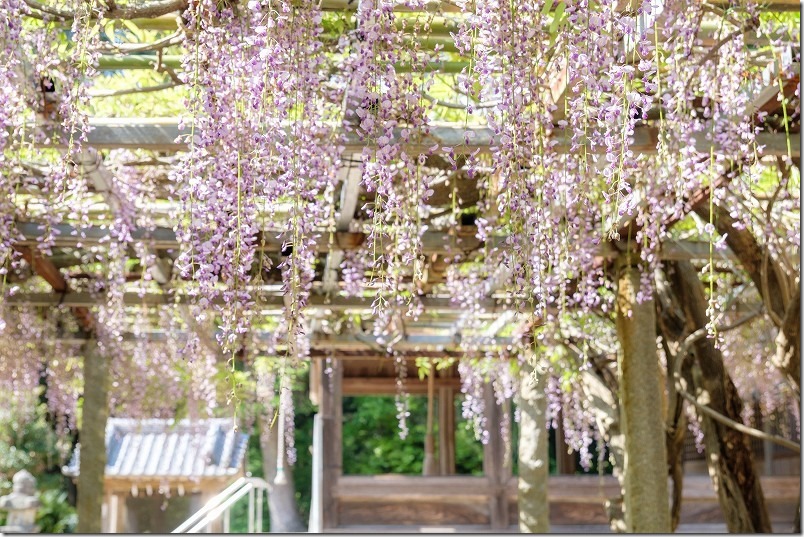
{"left": 0, "top": 470, "right": 40, "bottom": 533}
{"left": 517, "top": 357, "right": 550, "bottom": 533}
{"left": 76, "top": 340, "right": 110, "bottom": 534}
{"left": 616, "top": 259, "right": 671, "bottom": 532}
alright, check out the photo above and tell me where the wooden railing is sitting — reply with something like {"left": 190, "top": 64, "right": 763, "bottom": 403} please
{"left": 323, "top": 473, "right": 799, "bottom": 530}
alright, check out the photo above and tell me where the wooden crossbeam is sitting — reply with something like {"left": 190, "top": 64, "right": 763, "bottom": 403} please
{"left": 746, "top": 62, "right": 800, "bottom": 118}
{"left": 34, "top": 329, "right": 513, "bottom": 352}
{"left": 342, "top": 376, "right": 462, "bottom": 395}
{"left": 322, "top": 156, "right": 363, "bottom": 294}
{"left": 15, "top": 246, "right": 95, "bottom": 332}
{"left": 27, "top": 118, "right": 800, "bottom": 156}
{"left": 3, "top": 291, "right": 510, "bottom": 313}
{"left": 12, "top": 221, "right": 739, "bottom": 262}
{"left": 12, "top": 221, "right": 475, "bottom": 254}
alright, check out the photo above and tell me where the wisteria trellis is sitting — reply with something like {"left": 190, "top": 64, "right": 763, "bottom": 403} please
{"left": 0, "top": 0, "right": 799, "bottom": 464}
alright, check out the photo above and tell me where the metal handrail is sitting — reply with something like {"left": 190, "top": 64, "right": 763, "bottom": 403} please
{"left": 172, "top": 477, "right": 246, "bottom": 533}
{"left": 172, "top": 476, "right": 270, "bottom": 533}
{"left": 186, "top": 483, "right": 254, "bottom": 534}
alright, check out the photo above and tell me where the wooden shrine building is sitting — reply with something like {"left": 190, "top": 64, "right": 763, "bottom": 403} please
{"left": 63, "top": 418, "right": 249, "bottom": 533}
{"left": 307, "top": 355, "right": 800, "bottom": 533}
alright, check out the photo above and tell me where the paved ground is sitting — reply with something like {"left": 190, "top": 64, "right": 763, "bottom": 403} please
{"left": 550, "top": 524, "right": 730, "bottom": 533}
{"left": 332, "top": 523, "right": 735, "bottom": 533}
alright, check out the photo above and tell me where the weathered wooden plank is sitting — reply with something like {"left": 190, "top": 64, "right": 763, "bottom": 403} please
{"left": 342, "top": 377, "right": 462, "bottom": 395}
{"left": 27, "top": 119, "right": 800, "bottom": 157}
{"left": 15, "top": 246, "right": 95, "bottom": 331}
{"left": 482, "top": 385, "right": 511, "bottom": 529}
{"left": 338, "top": 501, "right": 490, "bottom": 526}
{"left": 2, "top": 291, "right": 509, "bottom": 315}
{"left": 438, "top": 387, "right": 456, "bottom": 475}
{"left": 330, "top": 474, "right": 799, "bottom": 529}
{"left": 336, "top": 476, "right": 491, "bottom": 502}
{"left": 13, "top": 221, "right": 740, "bottom": 262}
{"left": 320, "top": 358, "right": 343, "bottom": 530}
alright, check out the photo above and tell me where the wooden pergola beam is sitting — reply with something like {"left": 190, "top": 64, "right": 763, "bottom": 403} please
{"left": 2, "top": 290, "right": 512, "bottom": 313}
{"left": 26, "top": 119, "right": 800, "bottom": 156}
{"left": 11, "top": 221, "right": 741, "bottom": 261}
{"left": 15, "top": 245, "right": 95, "bottom": 332}
{"left": 342, "top": 376, "right": 462, "bottom": 395}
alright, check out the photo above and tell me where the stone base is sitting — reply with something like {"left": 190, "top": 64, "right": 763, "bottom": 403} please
{"left": 0, "top": 525, "right": 40, "bottom": 533}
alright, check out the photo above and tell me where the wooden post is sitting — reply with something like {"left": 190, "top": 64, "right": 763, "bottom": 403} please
{"left": 319, "top": 357, "right": 343, "bottom": 530}
{"left": 76, "top": 340, "right": 110, "bottom": 534}
{"left": 438, "top": 387, "right": 456, "bottom": 475}
{"left": 483, "top": 385, "right": 510, "bottom": 530}
{"left": 108, "top": 493, "right": 118, "bottom": 533}
{"left": 517, "top": 356, "right": 550, "bottom": 533}
{"left": 423, "top": 363, "right": 439, "bottom": 475}
{"left": 616, "top": 258, "right": 671, "bottom": 532}
{"left": 309, "top": 415, "right": 324, "bottom": 533}
{"left": 554, "top": 414, "right": 576, "bottom": 475}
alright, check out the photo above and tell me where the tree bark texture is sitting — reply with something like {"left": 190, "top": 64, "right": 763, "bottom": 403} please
{"left": 654, "top": 268, "right": 692, "bottom": 532}
{"left": 774, "top": 287, "right": 800, "bottom": 394}
{"left": 259, "top": 411, "right": 306, "bottom": 533}
{"left": 76, "top": 340, "right": 109, "bottom": 534}
{"left": 667, "top": 260, "right": 772, "bottom": 533}
{"left": 580, "top": 369, "right": 626, "bottom": 533}
{"left": 517, "top": 357, "right": 550, "bottom": 533}
{"left": 696, "top": 202, "right": 800, "bottom": 394}
{"left": 616, "top": 260, "right": 671, "bottom": 533}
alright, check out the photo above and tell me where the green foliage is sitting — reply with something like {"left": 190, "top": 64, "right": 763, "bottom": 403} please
{"left": 342, "top": 395, "right": 486, "bottom": 476}
{"left": 0, "top": 406, "right": 64, "bottom": 494}
{"left": 36, "top": 490, "right": 77, "bottom": 534}
{"left": 343, "top": 396, "right": 426, "bottom": 475}
{"left": 291, "top": 391, "right": 316, "bottom": 523}
{"left": 0, "top": 403, "right": 76, "bottom": 533}
{"left": 453, "top": 401, "right": 486, "bottom": 476}
{"left": 89, "top": 71, "right": 190, "bottom": 117}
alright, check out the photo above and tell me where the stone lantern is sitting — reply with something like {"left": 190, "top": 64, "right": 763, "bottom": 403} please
{"left": 0, "top": 470, "right": 40, "bottom": 533}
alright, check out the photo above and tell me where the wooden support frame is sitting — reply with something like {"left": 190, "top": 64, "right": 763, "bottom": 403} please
{"left": 438, "top": 386, "right": 456, "bottom": 475}
{"left": 12, "top": 220, "right": 742, "bottom": 262}
{"left": 342, "top": 376, "right": 461, "bottom": 395}
{"left": 319, "top": 357, "right": 343, "bottom": 531}
{"left": 27, "top": 118, "right": 800, "bottom": 156}
{"left": 482, "top": 384, "right": 512, "bottom": 530}
{"left": 15, "top": 246, "right": 95, "bottom": 331}
{"left": 322, "top": 155, "right": 363, "bottom": 295}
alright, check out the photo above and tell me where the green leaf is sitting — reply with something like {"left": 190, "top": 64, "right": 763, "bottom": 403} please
{"left": 120, "top": 18, "right": 145, "bottom": 42}
{"left": 550, "top": 2, "right": 566, "bottom": 36}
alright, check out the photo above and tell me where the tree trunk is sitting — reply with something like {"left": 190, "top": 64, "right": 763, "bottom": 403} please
{"left": 580, "top": 369, "right": 626, "bottom": 533}
{"left": 696, "top": 202, "right": 799, "bottom": 394}
{"left": 76, "top": 340, "right": 109, "bottom": 534}
{"left": 517, "top": 357, "right": 550, "bottom": 533}
{"left": 774, "top": 287, "right": 800, "bottom": 394}
{"left": 259, "top": 411, "right": 305, "bottom": 533}
{"left": 654, "top": 268, "right": 690, "bottom": 532}
{"left": 616, "top": 259, "right": 671, "bottom": 533}
{"left": 661, "top": 332, "right": 687, "bottom": 534}
{"left": 667, "top": 260, "right": 772, "bottom": 533}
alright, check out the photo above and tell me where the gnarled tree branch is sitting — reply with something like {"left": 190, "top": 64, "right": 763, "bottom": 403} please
{"left": 23, "top": 0, "right": 187, "bottom": 20}
{"left": 677, "top": 389, "right": 800, "bottom": 453}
